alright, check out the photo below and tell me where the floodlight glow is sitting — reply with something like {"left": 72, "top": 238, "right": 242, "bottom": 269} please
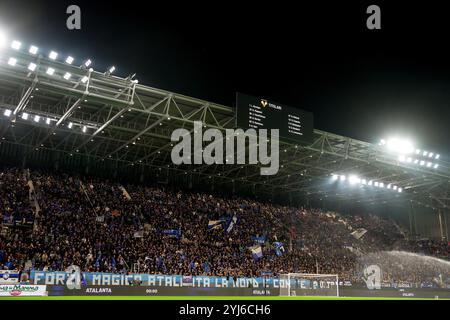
{"left": 379, "top": 182, "right": 384, "bottom": 188}
{"left": 28, "top": 62, "right": 37, "bottom": 71}
{"left": 368, "top": 181, "right": 373, "bottom": 186}
{"left": 65, "top": 56, "right": 74, "bottom": 64}
{"left": 63, "top": 72, "right": 71, "bottom": 80}
{"left": 407, "top": 157, "right": 412, "bottom": 163}
{"left": 429, "top": 152, "right": 434, "bottom": 158}
{"left": 415, "top": 149, "right": 420, "bottom": 154}
{"left": 33, "top": 115, "right": 40, "bottom": 122}
{"left": 82, "top": 126, "right": 87, "bottom": 133}
{"left": 11, "top": 40, "right": 21, "bottom": 50}
{"left": 7, "top": 57, "right": 17, "bottom": 66}
{"left": 427, "top": 162, "right": 432, "bottom": 167}
{"left": 423, "top": 151, "right": 428, "bottom": 156}
{"left": 4, "top": 109, "right": 12, "bottom": 117}
{"left": 340, "top": 175, "right": 346, "bottom": 181}
{"left": 434, "top": 164, "right": 439, "bottom": 169}
{"left": 331, "top": 174, "right": 338, "bottom": 180}
{"left": 435, "top": 154, "right": 440, "bottom": 160}
{"left": 361, "top": 179, "right": 367, "bottom": 185}
{"left": 393, "top": 185, "right": 398, "bottom": 190}
{"left": 46, "top": 117, "right": 51, "bottom": 125}
{"left": 374, "top": 182, "right": 379, "bottom": 187}
{"left": 398, "top": 188, "right": 403, "bottom": 193}
{"left": 109, "top": 66, "right": 115, "bottom": 73}
{"left": 49, "top": 51, "right": 58, "bottom": 60}
{"left": 387, "top": 184, "right": 391, "bottom": 189}
{"left": 420, "top": 160, "right": 425, "bottom": 166}
{"left": 46, "top": 67, "right": 55, "bottom": 75}
{"left": 81, "top": 76, "right": 89, "bottom": 83}
{"left": 21, "top": 112, "right": 29, "bottom": 120}
{"left": 379, "top": 139, "right": 386, "bottom": 145}
{"left": 84, "top": 59, "right": 92, "bottom": 67}
{"left": 386, "top": 138, "right": 414, "bottom": 154}
{"left": 68, "top": 122, "right": 73, "bottom": 129}
{"left": 29, "top": 45, "right": 38, "bottom": 55}
{"left": 349, "top": 175, "right": 359, "bottom": 185}
{"left": 414, "top": 159, "right": 419, "bottom": 164}
{"left": 398, "top": 155, "right": 405, "bottom": 162}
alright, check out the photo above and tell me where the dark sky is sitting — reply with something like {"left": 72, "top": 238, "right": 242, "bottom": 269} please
{"left": 1, "top": 1, "right": 449, "bottom": 155}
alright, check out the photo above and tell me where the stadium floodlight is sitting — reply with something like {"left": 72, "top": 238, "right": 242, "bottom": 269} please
{"left": 27, "top": 62, "right": 37, "bottom": 71}
{"left": 49, "top": 51, "right": 58, "bottom": 60}
{"left": 7, "top": 57, "right": 17, "bottom": 66}
{"left": 65, "top": 56, "right": 74, "bottom": 64}
{"left": 63, "top": 72, "right": 71, "bottom": 80}
{"left": 428, "top": 152, "right": 434, "bottom": 158}
{"left": 434, "top": 164, "right": 439, "bottom": 169}
{"left": 361, "top": 179, "right": 367, "bottom": 185}
{"left": 406, "top": 157, "right": 412, "bottom": 163}
{"left": 414, "top": 159, "right": 419, "bottom": 164}
{"left": 398, "top": 188, "right": 403, "bottom": 193}
{"left": 29, "top": 45, "right": 38, "bottom": 55}
{"left": 331, "top": 174, "right": 338, "bottom": 180}
{"left": 398, "top": 155, "right": 405, "bottom": 162}
{"left": 420, "top": 160, "right": 425, "bottom": 166}
{"left": 46, "top": 67, "right": 55, "bottom": 75}
{"left": 374, "top": 182, "right": 379, "bottom": 187}
{"left": 4, "top": 109, "right": 12, "bottom": 117}
{"left": 11, "top": 40, "right": 21, "bottom": 50}
{"left": 21, "top": 112, "right": 29, "bottom": 120}
{"left": 379, "top": 139, "right": 386, "bottom": 146}
{"left": 423, "top": 151, "right": 428, "bottom": 156}
{"left": 415, "top": 149, "right": 420, "bottom": 154}
{"left": 435, "top": 154, "right": 440, "bottom": 160}
{"left": 386, "top": 138, "right": 415, "bottom": 154}
{"left": 81, "top": 76, "right": 89, "bottom": 83}
{"left": 368, "top": 180, "right": 373, "bottom": 186}
{"left": 84, "top": 59, "right": 92, "bottom": 67}
{"left": 34, "top": 115, "right": 40, "bottom": 122}
{"left": 393, "top": 185, "right": 398, "bottom": 190}
{"left": 379, "top": 182, "right": 384, "bottom": 188}
{"left": 339, "top": 175, "right": 346, "bottom": 181}
{"left": 349, "top": 175, "right": 359, "bottom": 185}
{"left": 387, "top": 184, "right": 391, "bottom": 189}
{"left": 46, "top": 117, "right": 51, "bottom": 125}
{"left": 108, "top": 66, "right": 115, "bottom": 74}
{"left": 68, "top": 122, "right": 73, "bottom": 129}
{"left": 82, "top": 126, "right": 87, "bottom": 133}
{"left": 426, "top": 162, "right": 432, "bottom": 167}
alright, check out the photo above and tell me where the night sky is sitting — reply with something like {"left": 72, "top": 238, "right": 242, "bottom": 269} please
{"left": 1, "top": 1, "right": 449, "bottom": 155}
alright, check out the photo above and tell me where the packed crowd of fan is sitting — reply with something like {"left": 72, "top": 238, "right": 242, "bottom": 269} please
{"left": 0, "top": 167, "right": 449, "bottom": 286}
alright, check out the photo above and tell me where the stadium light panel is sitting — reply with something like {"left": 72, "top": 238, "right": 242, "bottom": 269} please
{"left": 29, "top": 45, "right": 38, "bottom": 55}
{"left": 435, "top": 154, "right": 440, "bottom": 160}
{"left": 349, "top": 175, "right": 360, "bottom": 185}
{"left": 398, "top": 188, "right": 403, "bottom": 193}
{"left": 398, "top": 155, "right": 405, "bottom": 162}
{"left": 28, "top": 62, "right": 37, "bottom": 71}
{"left": 393, "top": 185, "right": 398, "bottom": 190}
{"left": 386, "top": 138, "right": 414, "bottom": 154}
{"left": 7, "top": 57, "right": 17, "bottom": 66}
{"left": 84, "top": 59, "right": 92, "bottom": 67}
{"left": 34, "top": 115, "right": 40, "bottom": 122}
{"left": 65, "top": 56, "right": 74, "bottom": 64}
{"left": 49, "top": 51, "right": 58, "bottom": 60}
{"left": 361, "top": 179, "right": 367, "bottom": 185}
{"left": 407, "top": 157, "right": 412, "bottom": 163}
{"left": 368, "top": 180, "right": 373, "bottom": 186}
{"left": 415, "top": 149, "right": 420, "bottom": 154}
{"left": 423, "top": 151, "right": 428, "bottom": 156}
{"left": 426, "top": 162, "right": 432, "bottom": 167}
{"left": 21, "top": 112, "right": 29, "bottom": 120}
{"left": 63, "top": 72, "right": 71, "bottom": 80}
{"left": 81, "top": 76, "right": 89, "bottom": 83}
{"left": 428, "top": 152, "right": 434, "bottom": 158}
{"left": 374, "top": 182, "right": 379, "bottom": 187}
{"left": 109, "top": 66, "right": 115, "bottom": 73}
{"left": 434, "top": 164, "right": 439, "bottom": 169}
{"left": 331, "top": 174, "right": 338, "bottom": 180}
{"left": 46, "top": 117, "right": 51, "bottom": 125}
{"left": 46, "top": 67, "right": 55, "bottom": 75}
{"left": 82, "top": 126, "right": 87, "bottom": 133}
{"left": 4, "top": 109, "right": 12, "bottom": 117}
{"left": 68, "top": 122, "right": 73, "bottom": 129}
{"left": 420, "top": 160, "right": 425, "bottom": 166}
{"left": 387, "top": 184, "right": 391, "bottom": 189}
{"left": 379, "top": 182, "right": 384, "bottom": 188}
{"left": 339, "top": 175, "right": 346, "bottom": 181}
{"left": 11, "top": 40, "right": 21, "bottom": 50}
{"left": 414, "top": 159, "right": 419, "bottom": 164}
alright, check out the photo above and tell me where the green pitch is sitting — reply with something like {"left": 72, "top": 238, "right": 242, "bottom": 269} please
{"left": 0, "top": 296, "right": 445, "bottom": 300}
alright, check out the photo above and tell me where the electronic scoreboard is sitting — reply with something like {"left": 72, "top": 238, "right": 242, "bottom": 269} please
{"left": 236, "top": 93, "right": 314, "bottom": 144}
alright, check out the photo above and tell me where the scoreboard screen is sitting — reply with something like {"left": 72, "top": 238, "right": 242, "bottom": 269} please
{"left": 236, "top": 93, "right": 314, "bottom": 144}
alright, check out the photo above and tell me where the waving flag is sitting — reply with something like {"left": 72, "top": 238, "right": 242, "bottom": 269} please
{"left": 208, "top": 220, "right": 224, "bottom": 230}
{"left": 273, "top": 241, "right": 285, "bottom": 256}
{"left": 249, "top": 245, "right": 263, "bottom": 259}
{"left": 225, "top": 214, "right": 238, "bottom": 233}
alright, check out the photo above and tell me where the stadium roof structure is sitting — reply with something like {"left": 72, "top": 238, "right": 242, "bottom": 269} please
{"left": 0, "top": 40, "right": 449, "bottom": 212}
